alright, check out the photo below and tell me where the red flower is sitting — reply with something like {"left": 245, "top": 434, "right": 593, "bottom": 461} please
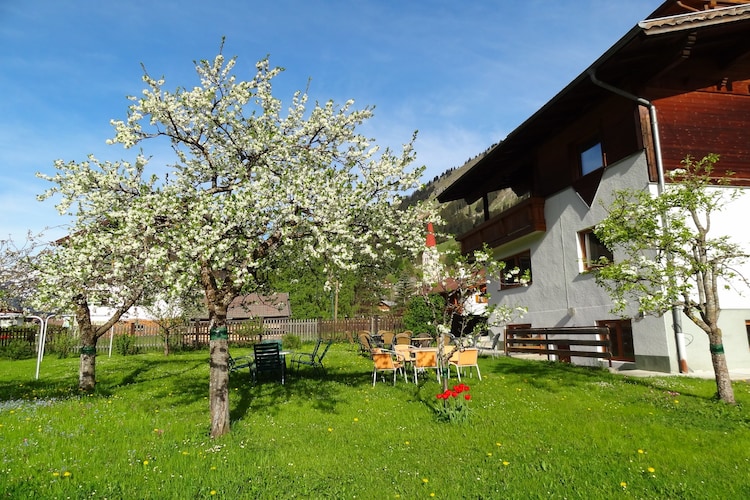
{"left": 464, "top": 394, "right": 471, "bottom": 401}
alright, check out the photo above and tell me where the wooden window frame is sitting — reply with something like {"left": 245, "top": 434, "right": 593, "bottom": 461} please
{"left": 578, "top": 228, "right": 613, "bottom": 271}
{"left": 579, "top": 137, "right": 605, "bottom": 176}
{"left": 500, "top": 250, "right": 532, "bottom": 290}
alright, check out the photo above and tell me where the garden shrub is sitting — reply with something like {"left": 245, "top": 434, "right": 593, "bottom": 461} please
{"left": 47, "top": 328, "right": 78, "bottom": 358}
{"left": 282, "top": 334, "right": 302, "bottom": 350}
{"left": 0, "top": 340, "right": 35, "bottom": 360}
{"left": 402, "top": 293, "right": 446, "bottom": 336}
{"left": 114, "top": 334, "right": 141, "bottom": 355}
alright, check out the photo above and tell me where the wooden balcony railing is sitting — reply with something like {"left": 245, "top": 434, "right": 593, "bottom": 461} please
{"left": 457, "top": 197, "right": 546, "bottom": 254}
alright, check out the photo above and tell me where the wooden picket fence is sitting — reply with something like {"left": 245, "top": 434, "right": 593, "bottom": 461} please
{"left": 7, "top": 316, "right": 404, "bottom": 353}
{"left": 94, "top": 316, "right": 402, "bottom": 352}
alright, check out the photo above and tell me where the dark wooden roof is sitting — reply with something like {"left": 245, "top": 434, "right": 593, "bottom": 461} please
{"left": 439, "top": 1, "right": 750, "bottom": 204}
{"left": 195, "top": 292, "right": 291, "bottom": 320}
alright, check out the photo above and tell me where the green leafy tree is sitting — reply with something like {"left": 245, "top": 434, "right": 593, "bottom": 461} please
{"left": 594, "top": 154, "right": 747, "bottom": 404}
{"left": 94, "top": 46, "right": 429, "bottom": 437}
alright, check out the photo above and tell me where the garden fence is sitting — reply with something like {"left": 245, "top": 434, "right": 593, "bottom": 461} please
{"left": 17, "top": 316, "right": 404, "bottom": 353}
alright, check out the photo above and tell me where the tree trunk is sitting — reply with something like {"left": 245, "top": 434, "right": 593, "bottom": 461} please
{"left": 75, "top": 297, "right": 98, "bottom": 392}
{"left": 79, "top": 342, "right": 97, "bottom": 392}
{"left": 209, "top": 333, "right": 231, "bottom": 438}
{"left": 708, "top": 332, "right": 735, "bottom": 404}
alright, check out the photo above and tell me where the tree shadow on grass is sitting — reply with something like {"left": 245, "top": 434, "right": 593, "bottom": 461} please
{"left": 488, "top": 356, "right": 614, "bottom": 392}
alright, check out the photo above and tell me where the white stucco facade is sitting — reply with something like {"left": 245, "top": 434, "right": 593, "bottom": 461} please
{"left": 489, "top": 151, "right": 750, "bottom": 374}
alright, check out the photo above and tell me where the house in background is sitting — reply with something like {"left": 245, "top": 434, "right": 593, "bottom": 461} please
{"left": 89, "top": 293, "right": 290, "bottom": 331}
{"left": 438, "top": 0, "right": 750, "bottom": 374}
{"left": 216, "top": 292, "right": 291, "bottom": 321}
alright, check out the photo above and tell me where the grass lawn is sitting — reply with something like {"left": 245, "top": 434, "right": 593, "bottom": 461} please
{"left": 1, "top": 343, "right": 749, "bottom": 499}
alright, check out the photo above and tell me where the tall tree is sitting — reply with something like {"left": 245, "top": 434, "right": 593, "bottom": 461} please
{"left": 594, "top": 154, "right": 747, "bottom": 404}
{"left": 35, "top": 155, "right": 161, "bottom": 391}
{"left": 106, "top": 47, "right": 429, "bottom": 437}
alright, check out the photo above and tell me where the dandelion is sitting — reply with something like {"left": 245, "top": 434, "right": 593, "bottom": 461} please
{"left": 63, "top": 471, "right": 71, "bottom": 477}
{"left": 648, "top": 467, "right": 655, "bottom": 473}
{"left": 143, "top": 460, "right": 149, "bottom": 466}
{"left": 487, "top": 452, "right": 492, "bottom": 457}
{"left": 620, "top": 481, "right": 627, "bottom": 489}
{"left": 496, "top": 442, "right": 502, "bottom": 447}
{"left": 404, "top": 441, "right": 410, "bottom": 445}
{"left": 210, "top": 490, "right": 217, "bottom": 495}
{"left": 328, "top": 427, "right": 333, "bottom": 432}
{"left": 422, "top": 478, "right": 429, "bottom": 484}
{"left": 353, "top": 417, "right": 359, "bottom": 422}
{"left": 638, "top": 449, "right": 644, "bottom": 454}
{"left": 430, "top": 493, "right": 435, "bottom": 497}
{"left": 52, "top": 472, "right": 60, "bottom": 477}
{"left": 502, "top": 461, "right": 510, "bottom": 466}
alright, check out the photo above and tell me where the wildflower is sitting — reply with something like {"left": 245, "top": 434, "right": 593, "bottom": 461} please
{"left": 63, "top": 471, "right": 71, "bottom": 477}
{"left": 353, "top": 417, "right": 359, "bottom": 422}
{"left": 502, "top": 461, "right": 510, "bottom": 466}
{"left": 210, "top": 490, "right": 217, "bottom": 495}
{"left": 52, "top": 472, "right": 60, "bottom": 477}
{"left": 487, "top": 452, "right": 492, "bottom": 457}
{"left": 496, "top": 442, "right": 502, "bottom": 447}
{"left": 404, "top": 441, "right": 410, "bottom": 445}
{"left": 143, "top": 460, "right": 149, "bottom": 466}
{"left": 464, "top": 394, "right": 471, "bottom": 401}
{"left": 648, "top": 467, "right": 655, "bottom": 473}
{"left": 422, "top": 478, "right": 429, "bottom": 484}
{"left": 620, "top": 481, "right": 627, "bottom": 489}
{"left": 638, "top": 449, "right": 644, "bottom": 454}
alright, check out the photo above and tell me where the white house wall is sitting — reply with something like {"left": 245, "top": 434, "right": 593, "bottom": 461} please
{"left": 489, "top": 151, "right": 750, "bottom": 373}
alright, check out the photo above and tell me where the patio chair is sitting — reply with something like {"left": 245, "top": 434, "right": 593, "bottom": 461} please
{"left": 448, "top": 348, "right": 481, "bottom": 381}
{"left": 394, "top": 332, "right": 412, "bottom": 345}
{"left": 372, "top": 350, "right": 406, "bottom": 386}
{"left": 252, "top": 341, "right": 286, "bottom": 385}
{"left": 379, "top": 331, "right": 395, "bottom": 348}
{"left": 412, "top": 349, "right": 441, "bottom": 384}
{"left": 228, "top": 352, "right": 253, "bottom": 373}
{"left": 358, "top": 332, "right": 376, "bottom": 356}
{"left": 290, "top": 338, "right": 333, "bottom": 372}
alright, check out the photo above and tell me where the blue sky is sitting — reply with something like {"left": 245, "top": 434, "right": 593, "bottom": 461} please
{"left": 0, "top": 0, "right": 661, "bottom": 243}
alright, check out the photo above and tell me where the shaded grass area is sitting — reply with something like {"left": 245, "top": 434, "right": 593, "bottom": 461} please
{"left": 1, "top": 344, "right": 749, "bottom": 499}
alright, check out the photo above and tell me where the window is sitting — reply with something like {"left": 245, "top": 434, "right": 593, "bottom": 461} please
{"left": 580, "top": 140, "right": 604, "bottom": 176}
{"left": 578, "top": 228, "right": 613, "bottom": 271}
{"left": 500, "top": 250, "right": 532, "bottom": 290}
{"left": 746, "top": 321, "right": 750, "bottom": 350}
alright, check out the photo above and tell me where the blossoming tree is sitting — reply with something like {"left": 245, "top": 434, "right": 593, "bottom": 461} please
{"left": 594, "top": 154, "right": 747, "bottom": 404}
{"left": 35, "top": 155, "right": 164, "bottom": 391}
{"left": 419, "top": 246, "right": 526, "bottom": 392}
{"left": 102, "top": 47, "right": 428, "bottom": 437}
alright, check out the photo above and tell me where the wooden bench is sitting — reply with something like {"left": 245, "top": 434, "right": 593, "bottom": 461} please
{"left": 505, "top": 327, "right": 612, "bottom": 367}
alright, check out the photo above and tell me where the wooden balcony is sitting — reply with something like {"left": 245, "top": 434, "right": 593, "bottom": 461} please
{"left": 458, "top": 197, "right": 546, "bottom": 254}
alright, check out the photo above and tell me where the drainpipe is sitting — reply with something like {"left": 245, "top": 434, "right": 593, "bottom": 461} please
{"left": 587, "top": 69, "right": 689, "bottom": 373}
